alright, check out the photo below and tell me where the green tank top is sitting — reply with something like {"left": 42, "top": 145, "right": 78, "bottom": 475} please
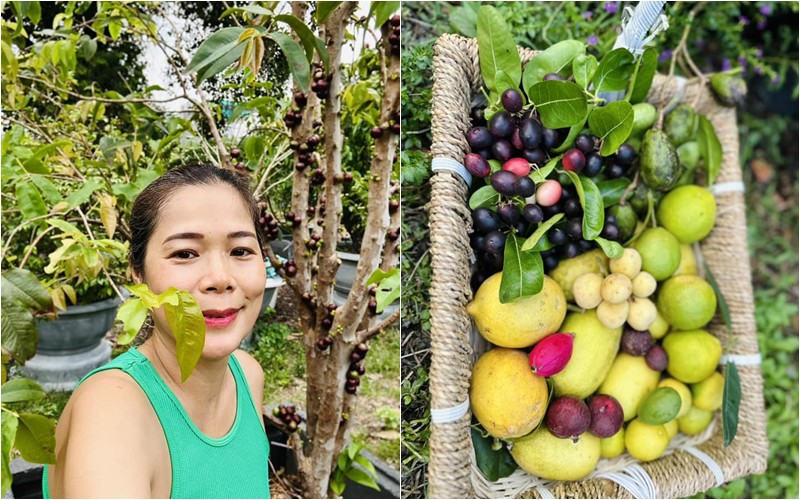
{"left": 42, "top": 347, "right": 271, "bottom": 498}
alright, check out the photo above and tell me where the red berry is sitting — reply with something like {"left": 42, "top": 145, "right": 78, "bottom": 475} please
{"left": 562, "top": 148, "right": 586, "bottom": 173}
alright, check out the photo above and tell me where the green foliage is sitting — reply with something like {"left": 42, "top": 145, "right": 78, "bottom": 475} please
{"left": 360, "top": 328, "right": 400, "bottom": 400}
{"left": 330, "top": 442, "right": 380, "bottom": 496}
{"left": 399, "top": 42, "right": 433, "bottom": 150}
{"left": 375, "top": 406, "right": 400, "bottom": 432}
{"left": 248, "top": 311, "right": 306, "bottom": 397}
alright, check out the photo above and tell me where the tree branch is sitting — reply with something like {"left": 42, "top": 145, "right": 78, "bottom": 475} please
{"left": 356, "top": 308, "right": 399, "bottom": 344}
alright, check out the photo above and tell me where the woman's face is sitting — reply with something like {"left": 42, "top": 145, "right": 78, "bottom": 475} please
{"left": 135, "top": 183, "right": 266, "bottom": 359}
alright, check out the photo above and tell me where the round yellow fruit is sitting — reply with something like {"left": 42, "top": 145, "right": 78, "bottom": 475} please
{"left": 511, "top": 427, "right": 601, "bottom": 481}
{"left": 663, "top": 419, "right": 679, "bottom": 440}
{"left": 470, "top": 348, "right": 549, "bottom": 439}
{"left": 573, "top": 272, "right": 604, "bottom": 309}
{"left": 657, "top": 275, "right": 717, "bottom": 330}
{"left": 597, "top": 300, "right": 629, "bottom": 329}
{"left": 627, "top": 297, "right": 657, "bottom": 331}
{"left": 625, "top": 419, "right": 670, "bottom": 462}
{"left": 599, "top": 353, "right": 661, "bottom": 421}
{"left": 657, "top": 185, "right": 717, "bottom": 244}
{"left": 673, "top": 244, "right": 698, "bottom": 276}
{"left": 649, "top": 307, "right": 670, "bottom": 340}
{"left": 600, "top": 428, "right": 626, "bottom": 458}
{"left": 467, "top": 273, "right": 566, "bottom": 348}
{"left": 662, "top": 330, "right": 722, "bottom": 383}
{"left": 632, "top": 271, "right": 657, "bottom": 298}
{"left": 658, "top": 378, "right": 693, "bottom": 418}
{"left": 692, "top": 372, "right": 725, "bottom": 411}
{"left": 601, "top": 273, "right": 633, "bottom": 304}
{"left": 634, "top": 228, "right": 682, "bottom": 281}
{"left": 678, "top": 406, "right": 714, "bottom": 435}
{"left": 609, "top": 248, "right": 642, "bottom": 279}
{"left": 549, "top": 249, "right": 609, "bottom": 303}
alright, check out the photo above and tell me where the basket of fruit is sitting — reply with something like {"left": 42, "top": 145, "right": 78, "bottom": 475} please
{"left": 426, "top": 9, "right": 768, "bottom": 499}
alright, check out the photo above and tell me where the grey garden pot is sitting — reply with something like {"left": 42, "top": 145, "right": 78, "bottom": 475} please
{"left": 36, "top": 296, "right": 121, "bottom": 355}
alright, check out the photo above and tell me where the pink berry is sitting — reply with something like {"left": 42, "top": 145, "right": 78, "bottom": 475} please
{"left": 536, "top": 180, "right": 562, "bottom": 207}
{"left": 502, "top": 157, "right": 531, "bottom": 177}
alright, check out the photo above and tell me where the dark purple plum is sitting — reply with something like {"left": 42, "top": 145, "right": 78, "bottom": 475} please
{"left": 514, "top": 176, "right": 536, "bottom": 198}
{"left": 523, "top": 204, "right": 544, "bottom": 224}
{"left": 587, "top": 394, "right": 624, "bottom": 438}
{"left": 566, "top": 218, "right": 583, "bottom": 239}
{"left": 484, "top": 230, "right": 507, "bottom": 254}
{"left": 469, "top": 233, "right": 485, "bottom": 251}
{"left": 542, "top": 128, "right": 560, "bottom": 151}
{"left": 575, "top": 134, "right": 596, "bottom": 153}
{"left": 490, "top": 170, "right": 518, "bottom": 195}
{"left": 606, "top": 163, "right": 627, "bottom": 179}
{"left": 466, "top": 127, "right": 493, "bottom": 150}
{"left": 543, "top": 254, "right": 559, "bottom": 272}
{"left": 519, "top": 118, "right": 543, "bottom": 149}
{"left": 491, "top": 139, "right": 513, "bottom": 162}
{"left": 645, "top": 345, "right": 669, "bottom": 371}
{"left": 501, "top": 89, "right": 523, "bottom": 113}
{"left": 621, "top": 328, "right": 654, "bottom": 356}
{"left": 564, "top": 198, "right": 582, "bottom": 217}
{"left": 546, "top": 396, "right": 591, "bottom": 440}
{"left": 489, "top": 111, "right": 514, "bottom": 138}
{"left": 484, "top": 251, "right": 504, "bottom": 270}
{"left": 472, "top": 207, "right": 501, "bottom": 233}
{"left": 543, "top": 72, "right": 566, "bottom": 81}
{"left": 584, "top": 153, "right": 604, "bottom": 177}
{"left": 477, "top": 149, "right": 492, "bottom": 161}
{"left": 616, "top": 144, "right": 637, "bottom": 166}
{"left": 549, "top": 227, "right": 568, "bottom": 246}
{"left": 522, "top": 148, "right": 546, "bottom": 166}
{"left": 601, "top": 223, "right": 620, "bottom": 241}
{"left": 510, "top": 127, "right": 525, "bottom": 151}
{"left": 563, "top": 242, "right": 581, "bottom": 258}
{"left": 562, "top": 148, "right": 586, "bottom": 172}
{"left": 464, "top": 153, "right": 491, "bottom": 178}
{"left": 497, "top": 203, "right": 520, "bottom": 225}
{"left": 471, "top": 106, "right": 487, "bottom": 126}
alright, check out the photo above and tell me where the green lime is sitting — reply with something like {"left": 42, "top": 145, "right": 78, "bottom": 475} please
{"left": 624, "top": 418, "right": 669, "bottom": 462}
{"left": 638, "top": 387, "right": 682, "bottom": 425}
{"left": 691, "top": 372, "right": 725, "bottom": 411}
{"left": 658, "top": 378, "right": 693, "bottom": 418}
{"left": 662, "top": 329, "right": 722, "bottom": 384}
{"left": 633, "top": 227, "right": 681, "bottom": 281}
{"left": 657, "top": 275, "right": 717, "bottom": 330}
{"left": 678, "top": 406, "right": 714, "bottom": 435}
{"left": 609, "top": 204, "right": 638, "bottom": 242}
{"left": 657, "top": 185, "right": 717, "bottom": 244}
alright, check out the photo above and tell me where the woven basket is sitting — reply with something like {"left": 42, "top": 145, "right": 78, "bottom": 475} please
{"left": 426, "top": 34, "right": 768, "bottom": 499}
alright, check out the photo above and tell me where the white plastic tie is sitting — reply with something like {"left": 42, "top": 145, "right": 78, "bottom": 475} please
{"left": 596, "top": 463, "right": 658, "bottom": 499}
{"left": 535, "top": 485, "right": 555, "bottom": 499}
{"left": 430, "top": 398, "right": 470, "bottom": 424}
{"left": 681, "top": 445, "right": 725, "bottom": 487}
{"left": 711, "top": 181, "right": 746, "bottom": 195}
{"left": 432, "top": 157, "right": 472, "bottom": 186}
{"left": 720, "top": 353, "right": 762, "bottom": 366}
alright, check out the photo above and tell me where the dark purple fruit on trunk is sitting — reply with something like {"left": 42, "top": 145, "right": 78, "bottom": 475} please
{"left": 389, "top": 199, "right": 400, "bottom": 213}
{"left": 466, "top": 127, "right": 493, "bottom": 150}
{"left": 543, "top": 72, "right": 566, "bottom": 81}
{"left": 483, "top": 230, "right": 506, "bottom": 254}
{"left": 546, "top": 396, "right": 592, "bottom": 440}
{"left": 368, "top": 299, "right": 378, "bottom": 313}
{"left": 584, "top": 153, "right": 604, "bottom": 177}
{"left": 645, "top": 345, "right": 668, "bottom": 371}
{"left": 587, "top": 394, "right": 624, "bottom": 438}
{"left": 387, "top": 229, "right": 399, "bottom": 241}
{"left": 350, "top": 351, "right": 363, "bottom": 362}
{"left": 491, "top": 139, "right": 513, "bottom": 162}
{"left": 390, "top": 14, "right": 401, "bottom": 26}
{"left": 621, "top": 328, "right": 654, "bottom": 356}
{"left": 514, "top": 176, "right": 536, "bottom": 198}
{"left": 307, "top": 135, "right": 321, "bottom": 148}
{"left": 501, "top": 89, "right": 523, "bottom": 113}
{"left": 345, "top": 385, "right": 357, "bottom": 395}
{"left": 519, "top": 118, "right": 543, "bottom": 149}
{"left": 489, "top": 111, "right": 513, "bottom": 138}
{"left": 497, "top": 203, "right": 520, "bottom": 225}
{"left": 294, "top": 91, "right": 307, "bottom": 107}
{"left": 356, "top": 363, "right": 366, "bottom": 375}
{"left": 285, "top": 265, "right": 297, "bottom": 277}
{"left": 230, "top": 148, "right": 241, "bottom": 158}
{"left": 356, "top": 342, "right": 369, "bottom": 355}
{"left": 472, "top": 207, "right": 501, "bottom": 233}
{"left": 490, "top": 169, "right": 518, "bottom": 196}
{"left": 321, "top": 317, "right": 332, "bottom": 329}
{"left": 464, "top": 153, "right": 491, "bottom": 178}
{"left": 523, "top": 204, "right": 544, "bottom": 224}
{"left": 316, "top": 339, "right": 328, "bottom": 351}
{"left": 391, "top": 123, "right": 401, "bottom": 134}
{"left": 522, "top": 148, "right": 546, "bottom": 166}
{"left": 371, "top": 126, "right": 384, "bottom": 139}
{"left": 343, "top": 172, "right": 353, "bottom": 183}
{"left": 562, "top": 148, "right": 586, "bottom": 172}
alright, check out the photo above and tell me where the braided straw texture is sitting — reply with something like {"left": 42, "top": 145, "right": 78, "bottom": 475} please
{"left": 427, "top": 34, "right": 768, "bottom": 499}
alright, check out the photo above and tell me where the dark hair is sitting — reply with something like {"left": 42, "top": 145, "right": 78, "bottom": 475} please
{"left": 129, "top": 163, "right": 264, "bottom": 278}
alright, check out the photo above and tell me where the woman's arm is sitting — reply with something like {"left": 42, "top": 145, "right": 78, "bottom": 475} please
{"left": 52, "top": 371, "right": 160, "bottom": 498}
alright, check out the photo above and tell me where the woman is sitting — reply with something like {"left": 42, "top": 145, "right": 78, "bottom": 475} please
{"left": 44, "top": 163, "right": 271, "bottom": 498}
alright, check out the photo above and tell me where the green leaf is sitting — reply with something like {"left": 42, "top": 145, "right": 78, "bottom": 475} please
{"left": 494, "top": 69, "right": 521, "bottom": 96}
{"left": 593, "top": 48, "right": 635, "bottom": 94}
{"left": 21, "top": 158, "right": 49, "bottom": 175}
{"left": 629, "top": 48, "right": 658, "bottom": 103}
{"left": 722, "top": 361, "right": 741, "bottom": 447}
{"left": 0, "top": 300, "right": 38, "bottom": 363}
{"left": 345, "top": 466, "right": 380, "bottom": 491}
{"left": 366, "top": 268, "right": 400, "bottom": 313}
{"left": 530, "top": 154, "right": 562, "bottom": 183}
{"left": 552, "top": 106, "right": 591, "bottom": 154}
{"left": 572, "top": 53, "right": 598, "bottom": 90}
{"left": 477, "top": 5, "right": 521, "bottom": 93}
{"left": 267, "top": 32, "right": 310, "bottom": 92}
{"left": 315, "top": 2, "right": 344, "bottom": 23}
{"left": 237, "top": 4, "right": 274, "bottom": 16}
{"left": 46, "top": 218, "right": 82, "bottom": 236}
{"left": 1, "top": 378, "right": 45, "bottom": 404}
{"left": 468, "top": 185, "right": 500, "bottom": 210}
{"left": 2, "top": 411, "right": 19, "bottom": 495}
{"left": 370, "top": 1, "right": 399, "bottom": 28}
{"left": 471, "top": 427, "right": 517, "bottom": 482}
{"left": 697, "top": 115, "right": 722, "bottom": 186}
{"left": 15, "top": 183, "right": 46, "bottom": 219}
{"left": 19, "top": 0, "right": 41, "bottom": 25}
{"left": 594, "top": 237, "right": 624, "bottom": 259}
{"left": 1, "top": 268, "right": 51, "bottom": 312}
{"left": 528, "top": 80, "right": 587, "bottom": 129}
{"left": 521, "top": 213, "right": 564, "bottom": 252}
{"left": 449, "top": 4, "right": 478, "bottom": 38}
{"left": 186, "top": 27, "right": 248, "bottom": 83}
{"left": 588, "top": 101, "right": 634, "bottom": 156}
{"left": 596, "top": 178, "right": 632, "bottom": 206}
{"left": 115, "top": 298, "right": 149, "bottom": 345}
{"left": 522, "top": 40, "right": 585, "bottom": 91}
{"left": 500, "top": 234, "right": 543, "bottom": 304}
{"left": 65, "top": 180, "right": 102, "bottom": 209}
{"left": 564, "top": 171, "right": 604, "bottom": 240}
{"left": 274, "top": 14, "right": 327, "bottom": 69}
{"left": 108, "top": 21, "right": 121, "bottom": 41}
{"left": 14, "top": 413, "right": 55, "bottom": 464}
{"left": 30, "top": 176, "right": 61, "bottom": 204}
{"left": 163, "top": 289, "right": 206, "bottom": 383}
{"left": 353, "top": 454, "right": 377, "bottom": 477}
{"left": 705, "top": 265, "right": 732, "bottom": 334}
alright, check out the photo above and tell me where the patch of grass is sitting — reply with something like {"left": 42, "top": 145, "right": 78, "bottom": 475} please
{"left": 361, "top": 327, "right": 400, "bottom": 400}
{"left": 247, "top": 310, "right": 306, "bottom": 399}
{"left": 350, "top": 430, "right": 401, "bottom": 470}
{"left": 5, "top": 390, "right": 71, "bottom": 421}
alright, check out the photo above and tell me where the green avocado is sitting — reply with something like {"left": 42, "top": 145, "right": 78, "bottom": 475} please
{"left": 639, "top": 129, "right": 682, "bottom": 191}
{"left": 663, "top": 104, "right": 698, "bottom": 146}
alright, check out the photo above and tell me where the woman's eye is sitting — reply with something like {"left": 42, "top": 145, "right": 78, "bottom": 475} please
{"left": 232, "top": 247, "right": 256, "bottom": 257}
{"left": 171, "top": 250, "right": 196, "bottom": 260}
